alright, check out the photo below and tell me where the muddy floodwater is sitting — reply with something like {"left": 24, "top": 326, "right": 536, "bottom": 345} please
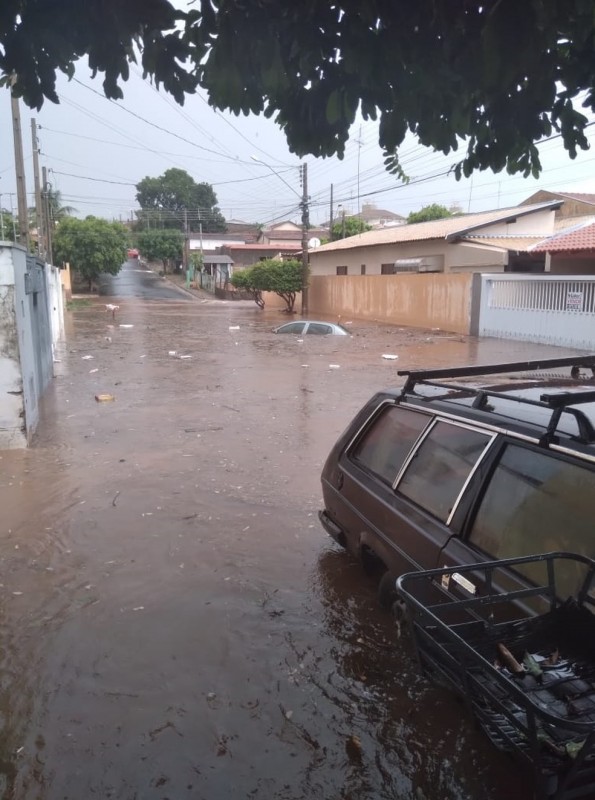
{"left": 0, "top": 291, "right": 581, "bottom": 799}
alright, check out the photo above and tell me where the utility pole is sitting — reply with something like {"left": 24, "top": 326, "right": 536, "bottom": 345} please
{"left": 11, "top": 92, "right": 29, "bottom": 249}
{"left": 31, "top": 118, "right": 44, "bottom": 259}
{"left": 0, "top": 194, "right": 4, "bottom": 240}
{"left": 184, "top": 208, "right": 190, "bottom": 270}
{"left": 300, "top": 162, "right": 309, "bottom": 314}
{"left": 42, "top": 166, "right": 53, "bottom": 264}
{"left": 329, "top": 183, "right": 334, "bottom": 238}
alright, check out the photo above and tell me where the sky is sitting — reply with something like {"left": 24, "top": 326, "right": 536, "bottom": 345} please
{"left": 3, "top": 56, "right": 595, "bottom": 228}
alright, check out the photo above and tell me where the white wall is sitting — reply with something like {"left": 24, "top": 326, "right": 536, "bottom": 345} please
{"left": 0, "top": 245, "right": 26, "bottom": 447}
{"left": 0, "top": 244, "right": 60, "bottom": 449}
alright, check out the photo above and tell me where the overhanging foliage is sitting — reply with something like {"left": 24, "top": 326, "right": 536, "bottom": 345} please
{"left": 3, "top": 1, "right": 595, "bottom": 177}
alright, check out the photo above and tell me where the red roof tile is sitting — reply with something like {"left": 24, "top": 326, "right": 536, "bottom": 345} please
{"left": 533, "top": 221, "right": 595, "bottom": 254}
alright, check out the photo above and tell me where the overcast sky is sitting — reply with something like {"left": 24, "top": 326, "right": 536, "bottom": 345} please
{"left": 3, "top": 53, "right": 595, "bottom": 227}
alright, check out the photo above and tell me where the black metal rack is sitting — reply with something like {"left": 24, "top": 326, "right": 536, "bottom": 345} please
{"left": 397, "top": 553, "right": 595, "bottom": 800}
{"left": 397, "top": 355, "right": 595, "bottom": 444}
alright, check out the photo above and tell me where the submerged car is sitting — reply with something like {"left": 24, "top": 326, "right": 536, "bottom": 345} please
{"left": 319, "top": 355, "right": 595, "bottom": 608}
{"left": 273, "top": 320, "right": 351, "bottom": 335}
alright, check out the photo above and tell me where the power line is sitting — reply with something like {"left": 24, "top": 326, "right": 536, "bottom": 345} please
{"left": 73, "top": 77, "right": 257, "bottom": 165}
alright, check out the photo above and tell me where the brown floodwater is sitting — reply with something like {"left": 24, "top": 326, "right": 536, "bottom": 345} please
{"left": 0, "top": 295, "right": 581, "bottom": 800}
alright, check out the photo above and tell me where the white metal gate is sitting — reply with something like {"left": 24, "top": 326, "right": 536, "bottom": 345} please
{"left": 478, "top": 274, "right": 595, "bottom": 350}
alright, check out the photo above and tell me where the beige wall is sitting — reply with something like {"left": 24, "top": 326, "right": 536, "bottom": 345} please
{"left": 308, "top": 273, "right": 474, "bottom": 334}
{"left": 476, "top": 208, "right": 556, "bottom": 236}
{"left": 550, "top": 255, "right": 595, "bottom": 274}
{"left": 60, "top": 262, "right": 72, "bottom": 300}
{"left": 309, "top": 239, "right": 506, "bottom": 276}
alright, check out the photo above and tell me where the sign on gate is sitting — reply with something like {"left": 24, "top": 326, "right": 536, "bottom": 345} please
{"left": 566, "top": 291, "right": 584, "bottom": 312}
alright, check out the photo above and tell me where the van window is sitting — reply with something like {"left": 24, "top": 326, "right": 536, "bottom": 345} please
{"left": 397, "top": 421, "right": 491, "bottom": 522}
{"left": 468, "top": 444, "right": 595, "bottom": 596}
{"left": 351, "top": 406, "right": 429, "bottom": 485}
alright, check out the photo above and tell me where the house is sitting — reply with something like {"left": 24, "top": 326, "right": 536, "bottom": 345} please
{"left": 520, "top": 190, "right": 595, "bottom": 220}
{"left": 309, "top": 201, "right": 562, "bottom": 277}
{"left": 189, "top": 233, "right": 249, "bottom": 253}
{"left": 531, "top": 219, "right": 595, "bottom": 274}
{"left": 221, "top": 243, "right": 302, "bottom": 270}
{"left": 257, "top": 221, "right": 328, "bottom": 247}
{"left": 352, "top": 203, "right": 406, "bottom": 229}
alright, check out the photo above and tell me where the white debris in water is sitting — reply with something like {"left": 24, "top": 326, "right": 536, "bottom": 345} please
{"left": 132, "top": 606, "right": 145, "bottom": 612}
{"left": 229, "top": 325, "right": 240, "bottom": 330}
{"left": 89, "top": 368, "right": 99, "bottom": 374}
{"left": 81, "top": 355, "right": 94, "bottom": 360}
{"left": 329, "top": 364, "right": 340, "bottom": 369}
{"left": 382, "top": 354, "right": 399, "bottom": 360}
{"left": 119, "top": 324, "right": 134, "bottom": 328}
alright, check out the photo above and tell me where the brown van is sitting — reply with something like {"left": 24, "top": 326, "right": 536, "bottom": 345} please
{"left": 319, "top": 356, "right": 595, "bottom": 609}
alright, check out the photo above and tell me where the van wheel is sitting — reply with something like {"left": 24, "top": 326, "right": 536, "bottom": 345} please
{"left": 377, "top": 570, "right": 399, "bottom": 610}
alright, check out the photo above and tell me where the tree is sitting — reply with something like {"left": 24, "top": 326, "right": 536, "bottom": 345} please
{"left": 135, "top": 168, "right": 226, "bottom": 232}
{"left": 53, "top": 216, "right": 127, "bottom": 289}
{"left": 0, "top": 208, "right": 17, "bottom": 241}
{"left": 136, "top": 229, "right": 183, "bottom": 273}
{"left": 331, "top": 216, "right": 372, "bottom": 240}
{"left": 3, "top": 2, "right": 595, "bottom": 179}
{"left": 407, "top": 204, "right": 453, "bottom": 224}
{"left": 47, "top": 189, "right": 76, "bottom": 223}
{"left": 231, "top": 267, "right": 264, "bottom": 309}
{"left": 232, "top": 259, "right": 303, "bottom": 312}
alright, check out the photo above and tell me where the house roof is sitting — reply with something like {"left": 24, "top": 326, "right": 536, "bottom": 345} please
{"left": 356, "top": 205, "right": 405, "bottom": 222}
{"left": 532, "top": 191, "right": 595, "bottom": 206}
{"left": 224, "top": 243, "right": 301, "bottom": 251}
{"left": 460, "top": 235, "right": 547, "bottom": 252}
{"left": 311, "top": 201, "right": 562, "bottom": 253}
{"left": 532, "top": 220, "right": 595, "bottom": 254}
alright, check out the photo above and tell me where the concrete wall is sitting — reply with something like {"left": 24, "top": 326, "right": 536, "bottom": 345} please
{"left": 0, "top": 246, "right": 25, "bottom": 447}
{"left": 550, "top": 255, "right": 595, "bottom": 274}
{"left": 0, "top": 244, "right": 58, "bottom": 448}
{"left": 308, "top": 273, "right": 475, "bottom": 334}
{"left": 309, "top": 239, "right": 507, "bottom": 276}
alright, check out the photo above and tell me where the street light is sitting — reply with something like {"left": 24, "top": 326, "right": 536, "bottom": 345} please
{"left": 250, "top": 156, "right": 310, "bottom": 314}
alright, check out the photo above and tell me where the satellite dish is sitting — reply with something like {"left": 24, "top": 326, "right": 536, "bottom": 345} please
{"left": 308, "top": 237, "right": 321, "bottom": 249}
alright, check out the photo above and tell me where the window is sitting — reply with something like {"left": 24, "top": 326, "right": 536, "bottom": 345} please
{"left": 351, "top": 406, "right": 429, "bottom": 485}
{"left": 469, "top": 445, "right": 595, "bottom": 596}
{"left": 381, "top": 263, "right": 395, "bottom": 275}
{"left": 278, "top": 322, "right": 306, "bottom": 334}
{"left": 307, "top": 323, "right": 332, "bottom": 335}
{"left": 336, "top": 266, "right": 347, "bottom": 275}
{"left": 361, "top": 264, "right": 366, "bottom": 275}
{"left": 397, "top": 421, "right": 491, "bottom": 522}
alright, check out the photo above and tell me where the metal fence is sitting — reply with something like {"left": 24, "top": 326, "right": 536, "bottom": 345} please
{"left": 478, "top": 274, "right": 595, "bottom": 349}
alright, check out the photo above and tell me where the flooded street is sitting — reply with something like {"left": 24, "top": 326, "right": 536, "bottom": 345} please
{"left": 0, "top": 287, "right": 579, "bottom": 800}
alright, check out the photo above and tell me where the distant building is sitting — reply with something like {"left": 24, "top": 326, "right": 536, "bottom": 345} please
{"left": 221, "top": 243, "right": 302, "bottom": 270}
{"left": 352, "top": 203, "right": 406, "bottom": 229}
{"left": 520, "top": 190, "right": 595, "bottom": 220}
{"left": 257, "top": 221, "right": 328, "bottom": 247}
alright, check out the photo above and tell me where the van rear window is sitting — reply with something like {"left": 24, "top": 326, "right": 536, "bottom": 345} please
{"left": 469, "top": 444, "right": 595, "bottom": 597}
{"left": 351, "top": 406, "right": 429, "bottom": 484}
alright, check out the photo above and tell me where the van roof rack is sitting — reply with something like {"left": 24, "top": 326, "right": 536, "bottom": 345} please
{"left": 398, "top": 355, "right": 595, "bottom": 445}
